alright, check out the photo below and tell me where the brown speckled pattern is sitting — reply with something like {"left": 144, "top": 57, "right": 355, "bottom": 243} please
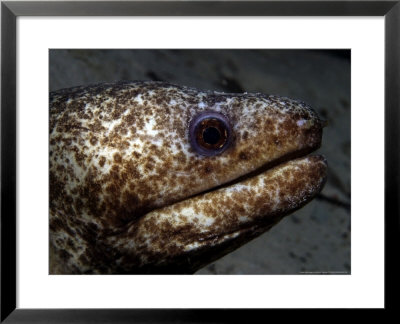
{"left": 49, "top": 81, "right": 327, "bottom": 274}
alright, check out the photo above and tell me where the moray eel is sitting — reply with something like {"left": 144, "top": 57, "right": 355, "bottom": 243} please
{"left": 49, "top": 81, "right": 327, "bottom": 274}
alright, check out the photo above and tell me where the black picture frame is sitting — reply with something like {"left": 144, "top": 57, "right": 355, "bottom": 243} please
{"left": 1, "top": 0, "right": 398, "bottom": 321}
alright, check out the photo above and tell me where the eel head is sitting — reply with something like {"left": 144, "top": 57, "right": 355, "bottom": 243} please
{"left": 49, "top": 81, "right": 327, "bottom": 274}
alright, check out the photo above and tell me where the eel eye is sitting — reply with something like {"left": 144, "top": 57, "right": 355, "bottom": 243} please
{"left": 189, "top": 111, "right": 231, "bottom": 156}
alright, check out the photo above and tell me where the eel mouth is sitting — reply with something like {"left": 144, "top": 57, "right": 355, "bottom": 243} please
{"left": 137, "top": 148, "right": 327, "bottom": 253}
{"left": 199, "top": 146, "right": 324, "bottom": 198}
{"left": 186, "top": 151, "right": 328, "bottom": 245}
{"left": 129, "top": 149, "right": 327, "bottom": 273}
{"left": 117, "top": 148, "right": 328, "bottom": 274}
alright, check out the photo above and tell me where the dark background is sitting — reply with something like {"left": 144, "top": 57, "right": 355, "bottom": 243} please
{"left": 49, "top": 49, "right": 350, "bottom": 274}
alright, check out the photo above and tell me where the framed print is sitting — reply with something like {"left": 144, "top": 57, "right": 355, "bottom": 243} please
{"left": 1, "top": 0, "right": 398, "bottom": 321}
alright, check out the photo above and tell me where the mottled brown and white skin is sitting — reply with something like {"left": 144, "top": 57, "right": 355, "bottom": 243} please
{"left": 49, "top": 81, "right": 327, "bottom": 274}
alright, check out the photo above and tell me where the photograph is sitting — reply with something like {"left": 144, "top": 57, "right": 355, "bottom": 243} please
{"left": 49, "top": 49, "right": 350, "bottom": 275}
{"left": 1, "top": 0, "right": 395, "bottom": 320}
